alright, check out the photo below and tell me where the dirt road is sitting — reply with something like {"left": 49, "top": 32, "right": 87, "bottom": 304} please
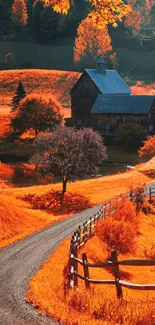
{"left": 0, "top": 204, "right": 102, "bottom": 325}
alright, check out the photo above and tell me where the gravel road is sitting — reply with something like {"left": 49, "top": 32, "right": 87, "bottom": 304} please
{"left": 0, "top": 204, "right": 102, "bottom": 325}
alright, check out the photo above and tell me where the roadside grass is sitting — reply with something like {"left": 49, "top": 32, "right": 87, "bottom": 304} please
{"left": 0, "top": 164, "right": 153, "bottom": 248}
{"left": 25, "top": 206, "right": 155, "bottom": 325}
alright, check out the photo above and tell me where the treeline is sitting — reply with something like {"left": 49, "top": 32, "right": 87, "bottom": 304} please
{"left": 0, "top": 0, "right": 90, "bottom": 43}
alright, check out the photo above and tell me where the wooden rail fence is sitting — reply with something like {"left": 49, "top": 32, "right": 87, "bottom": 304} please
{"left": 70, "top": 250, "right": 155, "bottom": 298}
{"left": 68, "top": 184, "right": 155, "bottom": 298}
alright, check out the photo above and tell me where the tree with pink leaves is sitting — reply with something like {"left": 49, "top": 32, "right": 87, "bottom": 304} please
{"left": 31, "top": 126, "right": 107, "bottom": 193}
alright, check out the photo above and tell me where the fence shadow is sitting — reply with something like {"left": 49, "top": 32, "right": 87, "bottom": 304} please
{"left": 21, "top": 190, "right": 92, "bottom": 215}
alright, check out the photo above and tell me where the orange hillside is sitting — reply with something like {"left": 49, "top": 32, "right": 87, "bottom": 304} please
{"left": 1, "top": 164, "right": 154, "bottom": 249}
{"left": 0, "top": 69, "right": 81, "bottom": 115}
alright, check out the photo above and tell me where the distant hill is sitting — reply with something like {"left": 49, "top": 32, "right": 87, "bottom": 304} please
{"left": 0, "top": 69, "right": 81, "bottom": 117}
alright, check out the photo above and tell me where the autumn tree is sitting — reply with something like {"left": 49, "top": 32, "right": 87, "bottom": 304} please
{"left": 12, "top": 0, "right": 28, "bottom": 29}
{"left": 31, "top": 126, "right": 107, "bottom": 193}
{"left": 45, "top": 0, "right": 131, "bottom": 28}
{"left": 125, "top": 0, "right": 155, "bottom": 45}
{"left": 11, "top": 95, "right": 62, "bottom": 137}
{"left": 74, "top": 16, "right": 112, "bottom": 66}
{"left": 138, "top": 135, "right": 155, "bottom": 157}
{"left": 11, "top": 81, "right": 26, "bottom": 112}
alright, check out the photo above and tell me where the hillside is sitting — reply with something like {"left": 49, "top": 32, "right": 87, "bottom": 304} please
{"left": 1, "top": 161, "right": 154, "bottom": 248}
{"left": 0, "top": 69, "right": 81, "bottom": 117}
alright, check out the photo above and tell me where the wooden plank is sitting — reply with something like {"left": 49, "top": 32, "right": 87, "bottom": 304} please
{"left": 87, "top": 261, "right": 112, "bottom": 267}
{"left": 89, "top": 279, "right": 116, "bottom": 285}
{"left": 76, "top": 273, "right": 86, "bottom": 281}
{"left": 120, "top": 280, "right": 155, "bottom": 290}
{"left": 72, "top": 257, "right": 84, "bottom": 266}
{"left": 119, "top": 260, "right": 155, "bottom": 266}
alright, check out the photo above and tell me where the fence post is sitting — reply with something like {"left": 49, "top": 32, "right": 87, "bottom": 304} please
{"left": 73, "top": 243, "right": 78, "bottom": 288}
{"left": 108, "top": 201, "right": 111, "bottom": 215}
{"left": 82, "top": 253, "right": 90, "bottom": 289}
{"left": 69, "top": 238, "right": 75, "bottom": 288}
{"left": 111, "top": 251, "right": 123, "bottom": 299}
{"left": 77, "top": 225, "right": 81, "bottom": 247}
{"left": 89, "top": 217, "right": 92, "bottom": 236}
{"left": 104, "top": 204, "right": 107, "bottom": 217}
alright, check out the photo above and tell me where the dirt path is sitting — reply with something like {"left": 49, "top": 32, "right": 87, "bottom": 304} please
{"left": 0, "top": 204, "right": 102, "bottom": 325}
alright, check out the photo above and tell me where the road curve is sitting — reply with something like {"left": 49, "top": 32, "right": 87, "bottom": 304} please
{"left": 0, "top": 204, "right": 102, "bottom": 325}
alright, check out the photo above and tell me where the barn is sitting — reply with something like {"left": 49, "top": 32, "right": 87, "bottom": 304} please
{"left": 70, "top": 58, "right": 155, "bottom": 135}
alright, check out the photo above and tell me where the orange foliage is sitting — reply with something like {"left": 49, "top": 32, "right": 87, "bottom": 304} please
{"left": 96, "top": 198, "right": 138, "bottom": 255}
{"left": 26, "top": 207, "right": 155, "bottom": 325}
{"left": 45, "top": 0, "right": 131, "bottom": 28}
{"left": 139, "top": 136, "right": 155, "bottom": 157}
{"left": 74, "top": 17, "right": 112, "bottom": 63}
{"left": 125, "top": 0, "right": 153, "bottom": 36}
{"left": 12, "top": 0, "right": 28, "bottom": 26}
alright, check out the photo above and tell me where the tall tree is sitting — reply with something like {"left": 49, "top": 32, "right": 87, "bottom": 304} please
{"left": 40, "top": 5, "right": 59, "bottom": 42}
{"left": 12, "top": 0, "right": 28, "bottom": 29}
{"left": 31, "top": 126, "right": 107, "bottom": 193}
{"left": 44, "top": 0, "right": 131, "bottom": 28}
{"left": 11, "top": 81, "right": 26, "bottom": 112}
{"left": 74, "top": 16, "right": 112, "bottom": 66}
{"left": 32, "top": 0, "right": 44, "bottom": 41}
{"left": 125, "top": 0, "right": 155, "bottom": 45}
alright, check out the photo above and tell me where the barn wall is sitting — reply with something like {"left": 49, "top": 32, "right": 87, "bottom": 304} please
{"left": 148, "top": 102, "right": 155, "bottom": 133}
{"left": 71, "top": 72, "right": 100, "bottom": 126}
{"left": 91, "top": 114, "right": 148, "bottom": 135}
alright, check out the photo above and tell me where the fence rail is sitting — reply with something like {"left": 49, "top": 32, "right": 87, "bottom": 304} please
{"left": 71, "top": 251, "right": 155, "bottom": 298}
{"left": 68, "top": 184, "right": 155, "bottom": 298}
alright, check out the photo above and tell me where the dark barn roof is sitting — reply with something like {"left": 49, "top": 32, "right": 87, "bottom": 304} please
{"left": 91, "top": 95, "right": 155, "bottom": 115}
{"left": 70, "top": 69, "right": 131, "bottom": 95}
{"left": 86, "top": 69, "right": 131, "bottom": 95}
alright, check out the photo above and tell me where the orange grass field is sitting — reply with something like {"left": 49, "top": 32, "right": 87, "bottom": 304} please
{"left": 0, "top": 163, "right": 154, "bottom": 249}
{"left": 26, "top": 208, "right": 155, "bottom": 325}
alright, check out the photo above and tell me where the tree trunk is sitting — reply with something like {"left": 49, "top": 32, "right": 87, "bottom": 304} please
{"left": 62, "top": 179, "right": 67, "bottom": 193}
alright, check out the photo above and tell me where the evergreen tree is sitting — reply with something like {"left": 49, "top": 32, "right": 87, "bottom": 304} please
{"left": 11, "top": 81, "right": 26, "bottom": 112}
{"left": 40, "top": 5, "right": 67, "bottom": 43}
{"left": 12, "top": 0, "right": 28, "bottom": 28}
{"left": 32, "top": 0, "right": 44, "bottom": 41}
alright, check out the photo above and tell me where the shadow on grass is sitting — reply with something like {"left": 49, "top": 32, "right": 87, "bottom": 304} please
{"left": 21, "top": 190, "right": 93, "bottom": 215}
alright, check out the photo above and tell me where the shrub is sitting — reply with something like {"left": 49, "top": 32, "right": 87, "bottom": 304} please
{"left": 96, "top": 198, "right": 138, "bottom": 255}
{"left": 112, "top": 196, "right": 138, "bottom": 226}
{"left": 115, "top": 123, "right": 148, "bottom": 150}
{"left": 96, "top": 217, "right": 136, "bottom": 255}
